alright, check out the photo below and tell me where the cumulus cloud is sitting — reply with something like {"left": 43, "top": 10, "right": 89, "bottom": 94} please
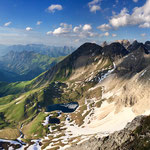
{"left": 90, "top": 5, "right": 101, "bottom": 13}
{"left": 109, "top": 8, "right": 130, "bottom": 28}
{"left": 73, "top": 25, "right": 82, "bottom": 33}
{"left": 46, "top": 31, "right": 52, "bottom": 35}
{"left": 104, "top": 32, "right": 109, "bottom": 36}
{"left": 97, "top": 24, "right": 111, "bottom": 31}
{"left": 88, "top": 0, "right": 101, "bottom": 13}
{"left": 26, "top": 27, "right": 32, "bottom": 31}
{"left": 37, "top": 21, "right": 42, "bottom": 25}
{"left": 47, "top": 23, "right": 99, "bottom": 39}
{"left": 112, "top": 33, "right": 117, "bottom": 37}
{"left": 47, "top": 4, "right": 63, "bottom": 13}
{"left": 139, "top": 22, "right": 150, "bottom": 28}
{"left": 4, "top": 22, "right": 12, "bottom": 27}
{"left": 47, "top": 23, "right": 72, "bottom": 36}
{"left": 109, "top": 0, "right": 150, "bottom": 29}
{"left": 82, "top": 24, "right": 92, "bottom": 31}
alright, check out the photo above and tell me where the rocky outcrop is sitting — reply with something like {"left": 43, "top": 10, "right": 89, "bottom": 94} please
{"left": 101, "top": 41, "right": 108, "bottom": 47}
{"left": 102, "top": 42, "right": 129, "bottom": 61}
{"left": 127, "top": 40, "right": 148, "bottom": 53}
{"left": 68, "top": 115, "right": 150, "bottom": 150}
{"left": 145, "top": 41, "right": 150, "bottom": 53}
{"left": 116, "top": 40, "right": 130, "bottom": 49}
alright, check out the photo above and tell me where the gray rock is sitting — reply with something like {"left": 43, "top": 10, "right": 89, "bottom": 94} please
{"left": 68, "top": 115, "right": 147, "bottom": 150}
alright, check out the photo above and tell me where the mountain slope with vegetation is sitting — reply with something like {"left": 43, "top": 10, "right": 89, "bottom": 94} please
{"left": 0, "top": 41, "right": 150, "bottom": 149}
{"left": 0, "top": 50, "right": 65, "bottom": 82}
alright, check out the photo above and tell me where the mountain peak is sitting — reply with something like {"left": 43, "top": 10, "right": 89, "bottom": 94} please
{"left": 102, "top": 42, "right": 129, "bottom": 60}
{"left": 127, "top": 40, "right": 144, "bottom": 52}
{"left": 74, "top": 42, "right": 102, "bottom": 55}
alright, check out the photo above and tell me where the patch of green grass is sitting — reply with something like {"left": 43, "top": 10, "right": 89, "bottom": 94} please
{"left": 0, "top": 95, "right": 17, "bottom": 105}
{"left": 23, "top": 112, "right": 48, "bottom": 139}
{"left": 4, "top": 101, "right": 26, "bottom": 123}
{"left": 0, "top": 81, "right": 32, "bottom": 97}
{"left": 0, "top": 112, "right": 9, "bottom": 129}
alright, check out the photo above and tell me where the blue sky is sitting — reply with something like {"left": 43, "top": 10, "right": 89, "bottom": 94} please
{"left": 0, "top": 0, "right": 149, "bottom": 46}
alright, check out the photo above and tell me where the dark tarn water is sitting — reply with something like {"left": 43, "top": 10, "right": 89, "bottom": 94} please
{"left": 46, "top": 102, "right": 79, "bottom": 113}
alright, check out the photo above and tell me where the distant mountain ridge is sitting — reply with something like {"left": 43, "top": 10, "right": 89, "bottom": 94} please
{"left": 0, "top": 44, "right": 75, "bottom": 57}
{"left": 0, "top": 50, "right": 65, "bottom": 82}
{"left": 0, "top": 44, "right": 75, "bottom": 82}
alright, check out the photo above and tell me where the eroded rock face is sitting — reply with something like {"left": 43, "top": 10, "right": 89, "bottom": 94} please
{"left": 102, "top": 42, "right": 129, "bottom": 61}
{"left": 68, "top": 115, "right": 150, "bottom": 150}
{"left": 116, "top": 40, "right": 131, "bottom": 49}
{"left": 127, "top": 40, "right": 148, "bottom": 53}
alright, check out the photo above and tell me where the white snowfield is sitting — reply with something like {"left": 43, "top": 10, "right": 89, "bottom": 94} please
{"left": 62, "top": 101, "right": 136, "bottom": 137}
{"left": 42, "top": 114, "right": 53, "bottom": 126}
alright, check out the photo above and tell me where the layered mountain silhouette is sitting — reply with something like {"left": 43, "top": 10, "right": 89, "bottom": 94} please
{"left": 0, "top": 44, "right": 75, "bottom": 57}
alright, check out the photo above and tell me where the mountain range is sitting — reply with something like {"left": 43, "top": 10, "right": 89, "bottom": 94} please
{"left": 0, "top": 44, "right": 75, "bottom": 57}
{"left": 0, "top": 40, "right": 150, "bottom": 149}
{"left": 0, "top": 50, "right": 65, "bottom": 82}
{"left": 0, "top": 44, "right": 75, "bottom": 82}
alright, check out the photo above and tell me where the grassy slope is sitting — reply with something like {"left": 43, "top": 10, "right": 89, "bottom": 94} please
{"left": 0, "top": 51, "right": 65, "bottom": 82}
{"left": 0, "top": 44, "right": 114, "bottom": 141}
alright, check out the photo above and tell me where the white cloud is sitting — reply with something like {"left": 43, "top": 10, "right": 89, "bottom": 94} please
{"left": 4, "top": 22, "right": 12, "bottom": 27}
{"left": 112, "top": 33, "right": 117, "bottom": 37}
{"left": 26, "top": 27, "right": 32, "bottom": 31}
{"left": 109, "top": 0, "right": 150, "bottom": 29}
{"left": 89, "top": 5, "right": 101, "bottom": 12}
{"left": 88, "top": 0, "right": 100, "bottom": 6}
{"left": 47, "top": 23, "right": 72, "bottom": 36}
{"left": 139, "top": 22, "right": 150, "bottom": 28}
{"left": 82, "top": 24, "right": 92, "bottom": 31}
{"left": 47, "top": 23, "right": 99, "bottom": 39}
{"left": 53, "top": 27, "right": 69, "bottom": 35}
{"left": 47, "top": 4, "right": 63, "bottom": 13}
{"left": 97, "top": 24, "right": 111, "bottom": 31}
{"left": 73, "top": 25, "right": 82, "bottom": 33}
{"left": 37, "top": 21, "right": 42, "bottom": 25}
{"left": 0, "top": 26, "right": 100, "bottom": 47}
{"left": 133, "top": 0, "right": 138, "bottom": 2}
{"left": 75, "top": 39, "right": 79, "bottom": 42}
{"left": 46, "top": 31, "right": 52, "bottom": 35}
{"left": 141, "top": 33, "right": 146, "bottom": 37}
{"left": 88, "top": 0, "right": 101, "bottom": 13}
{"left": 109, "top": 8, "right": 130, "bottom": 28}
{"left": 104, "top": 32, "right": 109, "bottom": 36}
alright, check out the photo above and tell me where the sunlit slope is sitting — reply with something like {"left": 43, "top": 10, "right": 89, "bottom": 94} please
{"left": 0, "top": 51, "right": 65, "bottom": 82}
{"left": 0, "top": 42, "right": 118, "bottom": 140}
